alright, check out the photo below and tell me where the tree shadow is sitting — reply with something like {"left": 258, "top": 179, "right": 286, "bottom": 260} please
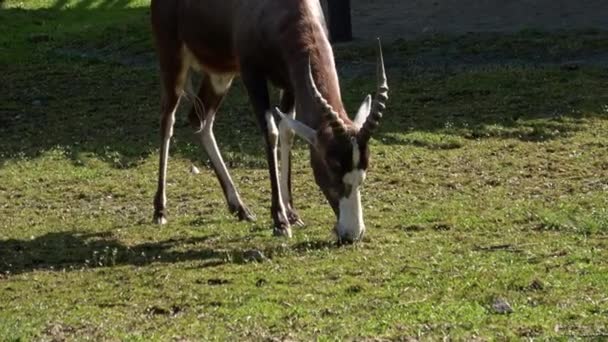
{"left": 49, "top": 0, "right": 133, "bottom": 10}
{"left": 337, "top": 30, "right": 608, "bottom": 148}
{"left": 370, "top": 67, "right": 608, "bottom": 149}
{"left": 0, "top": 230, "right": 339, "bottom": 276}
{"left": 374, "top": 110, "right": 594, "bottom": 150}
{"left": 2, "top": 1, "right": 607, "bottom": 170}
{"left": 0, "top": 1, "right": 269, "bottom": 170}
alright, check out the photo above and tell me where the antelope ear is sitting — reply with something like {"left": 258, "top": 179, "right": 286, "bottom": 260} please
{"left": 353, "top": 94, "right": 372, "bottom": 129}
{"left": 274, "top": 107, "right": 317, "bottom": 146}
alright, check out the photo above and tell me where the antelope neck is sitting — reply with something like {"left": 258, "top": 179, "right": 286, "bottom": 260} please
{"left": 287, "top": 52, "right": 348, "bottom": 130}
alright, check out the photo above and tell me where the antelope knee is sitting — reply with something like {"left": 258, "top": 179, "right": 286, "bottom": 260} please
{"left": 266, "top": 111, "right": 279, "bottom": 146}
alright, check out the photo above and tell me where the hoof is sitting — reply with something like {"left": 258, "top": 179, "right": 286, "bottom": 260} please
{"left": 273, "top": 211, "right": 292, "bottom": 238}
{"left": 230, "top": 203, "right": 256, "bottom": 222}
{"left": 287, "top": 209, "right": 304, "bottom": 227}
{"left": 153, "top": 213, "right": 168, "bottom": 225}
{"left": 273, "top": 226, "right": 293, "bottom": 238}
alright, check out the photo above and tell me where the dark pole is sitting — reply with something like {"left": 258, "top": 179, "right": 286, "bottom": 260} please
{"left": 327, "top": 0, "right": 352, "bottom": 42}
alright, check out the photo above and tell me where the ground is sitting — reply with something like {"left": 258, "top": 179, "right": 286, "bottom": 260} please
{"left": 1, "top": 0, "right": 608, "bottom": 340}
{"left": 351, "top": 0, "right": 608, "bottom": 40}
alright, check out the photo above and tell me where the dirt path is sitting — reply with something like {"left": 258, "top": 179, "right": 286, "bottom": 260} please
{"left": 351, "top": 0, "right": 608, "bottom": 41}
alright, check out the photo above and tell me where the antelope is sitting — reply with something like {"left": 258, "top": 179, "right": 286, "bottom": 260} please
{"left": 150, "top": 0, "right": 388, "bottom": 242}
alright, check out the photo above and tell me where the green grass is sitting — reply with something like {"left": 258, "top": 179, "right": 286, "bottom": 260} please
{"left": 2, "top": 0, "right": 608, "bottom": 340}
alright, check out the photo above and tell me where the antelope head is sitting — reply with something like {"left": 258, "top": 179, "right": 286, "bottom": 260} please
{"left": 276, "top": 40, "right": 388, "bottom": 243}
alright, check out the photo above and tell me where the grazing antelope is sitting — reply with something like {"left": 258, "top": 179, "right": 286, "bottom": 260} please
{"left": 150, "top": 0, "right": 388, "bottom": 242}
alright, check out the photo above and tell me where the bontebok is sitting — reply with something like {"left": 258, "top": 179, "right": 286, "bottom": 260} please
{"left": 150, "top": 0, "right": 388, "bottom": 242}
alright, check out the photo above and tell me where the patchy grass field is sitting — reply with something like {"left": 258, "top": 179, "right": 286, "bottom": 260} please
{"left": 2, "top": 0, "right": 608, "bottom": 340}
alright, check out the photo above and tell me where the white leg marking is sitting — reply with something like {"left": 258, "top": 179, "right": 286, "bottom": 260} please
{"left": 266, "top": 111, "right": 290, "bottom": 233}
{"left": 159, "top": 109, "right": 177, "bottom": 209}
{"left": 156, "top": 53, "right": 189, "bottom": 224}
{"left": 266, "top": 110, "right": 279, "bottom": 145}
{"left": 279, "top": 108, "right": 296, "bottom": 210}
{"left": 157, "top": 108, "right": 176, "bottom": 225}
{"left": 200, "top": 112, "right": 240, "bottom": 206}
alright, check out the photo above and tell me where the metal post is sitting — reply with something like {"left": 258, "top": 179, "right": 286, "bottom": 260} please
{"left": 326, "top": 0, "right": 353, "bottom": 42}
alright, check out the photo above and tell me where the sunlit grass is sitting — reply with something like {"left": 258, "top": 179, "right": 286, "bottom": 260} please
{"left": 1, "top": 0, "right": 608, "bottom": 340}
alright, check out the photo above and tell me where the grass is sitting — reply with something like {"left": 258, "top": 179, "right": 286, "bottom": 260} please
{"left": 2, "top": 0, "right": 608, "bottom": 340}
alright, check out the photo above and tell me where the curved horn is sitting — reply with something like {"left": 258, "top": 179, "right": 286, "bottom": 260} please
{"left": 358, "top": 38, "right": 389, "bottom": 144}
{"left": 306, "top": 58, "right": 347, "bottom": 137}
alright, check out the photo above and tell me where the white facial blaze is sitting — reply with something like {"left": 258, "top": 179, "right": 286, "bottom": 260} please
{"left": 336, "top": 140, "right": 366, "bottom": 241}
{"left": 351, "top": 138, "right": 360, "bottom": 166}
{"left": 338, "top": 169, "right": 366, "bottom": 241}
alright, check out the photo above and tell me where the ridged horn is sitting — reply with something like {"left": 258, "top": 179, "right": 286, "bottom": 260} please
{"left": 358, "top": 38, "right": 389, "bottom": 144}
{"left": 305, "top": 58, "right": 347, "bottom": 137}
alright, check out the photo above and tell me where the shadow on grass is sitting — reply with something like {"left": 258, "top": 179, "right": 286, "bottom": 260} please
{"left": 0, "top": 230, "right": 338, "bottom": 275}
{"left": 47, "top": 0, "right": 135, "bottom": 10}
{"left": 0, "top": 3, "right": 268, "bottom": 169}
{"left": 1, "top": 2, "right": 608, "bottom": 169}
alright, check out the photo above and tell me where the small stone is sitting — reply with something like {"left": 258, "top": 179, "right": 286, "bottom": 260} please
{"left": 346, "top": 285, "right": 363, "bottom": 294}
{"left": 28, "top": 34, "right": 50, "bottom": 43}
{"left": 255, "top": 278, "right": 267, "bottom": 287}
{"left": 561, "top": 62, "right": 580, "bottom": 71}
{"left": 145, "top": 305, "right": 170, "bottom": 316}
{"left": 243, "top": 249, "right": 266, "bottom": 262}
{"left": 190, "top": 165, "right": 200, "bottom": 174}
{"left": 207, "top": 278, "right": 230, "bottom": 286}
{"left": 528, "top": 279, "right": 544, "bottom": 291}
{"left": 432, "top": 222, "right": 452, "bottom": 231}
{"left": 492, "top": 297, "right": 513, "bottom": 314}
